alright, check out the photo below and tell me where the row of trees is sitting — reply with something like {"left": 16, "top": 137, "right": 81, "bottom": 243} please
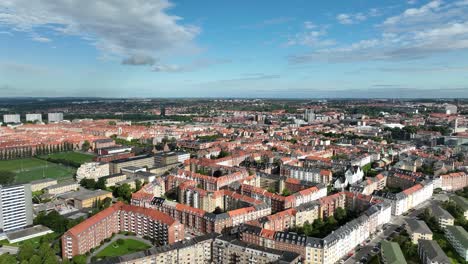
{"left": 34, "top": 211, "right": 84, "bottom": 235}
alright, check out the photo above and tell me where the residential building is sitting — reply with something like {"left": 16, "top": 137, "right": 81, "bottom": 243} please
{"left": 444, "top": 225, "right": 468, "bottom": 261}
{"left": 213, "top": 235, "right": 301, "bottom": 264}
{"left": 381, "top": 241, "right": 407, "bottom": 264}
{"left": 25, "top": 113, "right": 42, "bottom": 123}
{"left": 406, "top": 219, "right": 433, "bottom": 244}
{"left": 429, "top": 204, "right": 454, "bottom": 229}
{"left": 3, "top": 114, "right": 20, "bottom": 124}
{"left": 0, "top": 184, "right": 33, "bottom": 232}
{"left": 48, "top": 112, "right": 63, "bottom": 123}
{"left": 418, "top": 239, "right": 451, "bottom": 264}
{"left": 62, "top": 202, "right": 184, "bottom": 259}
{"left": 109, "top": 154, "right": 155, "bottom": 174}
{"left": 451, "top": 196, "right": 468, "bottom": 220}
{"left": 280, "top": 165, "right": 332, "bottom": 184}
{"left": 439, "top": 172, "right": 468, "bottom": 191}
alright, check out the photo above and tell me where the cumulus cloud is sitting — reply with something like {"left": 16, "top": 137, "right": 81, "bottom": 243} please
{"left": 285, "top": 24, "right": 335, "bottom": 47}
{"left": 336, "top": 8, "right": 380, "bottom": 25}
{"left": 290, "top": 0, "right": 468, "bottom": 63}
{"left": 31, "top": 35, "right": 51, "bottom": 43}
{"left": 122, "top": 55, "right": 156, "bottom": 66}
{"left": 0, "top": 0, "right": 199, "bottom": 64}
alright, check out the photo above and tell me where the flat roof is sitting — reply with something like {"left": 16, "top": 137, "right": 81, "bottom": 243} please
{"left": 6, "top": 225, "right": 52, "bottom": 241}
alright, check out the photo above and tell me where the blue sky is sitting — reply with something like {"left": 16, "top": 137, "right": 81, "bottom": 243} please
{"left": 0, "top": 0, "right": 467, "bottom": 98}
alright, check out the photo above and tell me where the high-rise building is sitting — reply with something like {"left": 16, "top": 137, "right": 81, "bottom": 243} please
{"left": 304, "top": 108, "right": 315, "bottom": 123}
{"left": 25, "top": 113, "right": 42, "bottom": 123}
{"left": 3, "top": 114, "right": 21, "bottom": 124}
{"left": 48, "top": 112, "right": 63, "bottom": 123}
{"left": 0, "top": 184, "right": 33, "bottom": 232}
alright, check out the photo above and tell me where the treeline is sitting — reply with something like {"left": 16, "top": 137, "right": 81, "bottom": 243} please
{"left": 65, "top": 113, "right": 193, "bottom": 122}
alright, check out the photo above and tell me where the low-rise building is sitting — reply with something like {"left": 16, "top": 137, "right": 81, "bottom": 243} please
{"left": 58, "top": 189, "right": 113, "bottom": 209}
{"left": 406, "top": 219, "right": 433, "bottom": 244}
{"left": 451, "top": 196, "right": 468, "bottom": 220}
{"left": 45, "top": 182, "right": 79, "bottom": 195}
{"left": 381, "top": 241, "right": 407, "bottom": 264}
{"left": 418, "top": 239, "right": 451, "bottom": 264}
{"left": 444, "top": 225, "right": 468, "bottom": 261}
{"left": 30, "top": 178, "right": 57, "bottom": 192}
{"left": 76, "top": 162, "right": 110, "bottom": 181}
{"left": 429, "top": 204, "right": 454, "bottom": 229}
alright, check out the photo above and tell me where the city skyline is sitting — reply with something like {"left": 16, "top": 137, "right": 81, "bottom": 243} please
{"left": 1, "top": 0, "right": 468, "bottom": 98}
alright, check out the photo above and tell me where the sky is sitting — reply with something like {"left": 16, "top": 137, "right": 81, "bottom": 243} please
{"left": 0, "top": 0, "right": 468, "bottom": 98}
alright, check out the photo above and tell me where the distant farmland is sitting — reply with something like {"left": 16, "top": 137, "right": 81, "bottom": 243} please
{"left": 0, "top": 158, "right": 76, "bottom": 184}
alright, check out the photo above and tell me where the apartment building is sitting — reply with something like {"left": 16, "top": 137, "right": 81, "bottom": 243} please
{"left": 3, "top": 114, "right": 20, "bottom": 124}
{"left": 29, "top": 178, "right": 57, "bottom": 192}
{"left": 0, "top": 184, "right": 33, "bottom": 232}
{"left": 418, "top": 239, "right": 451, "bottom": 264}
{"left": 25, "top": 113, "right": 42, "bottom": 123}
{"left": 429, "top": 204, "right": 454, "bottom": 229}
{"left": 439, "top": 172, "right": 468, "bottom": 191}
{"left": 451, "top": 196, "right": 468, "bottom": 220}
{"left": 213, "top": 235, "right": 301, "bottom": 264}
{"left": 62, "top": 202, "right": 184, "bottom": 259}
{"left": 381, "top": 241, "right": 407, "bottom": 264}
{"left": 444, "top": 225, "right": 468, "bottom": 261}
{"left": 47, "top": 112, "right": 63, "bottom": 123}
{"left": 406, "top": 219, "right": 433, "bottom": 244}
{"left": 375, "top": 180, "right": 433, "bottom": 216}
{"left": 280, "top": 165, "right": 332, "bottom": 184}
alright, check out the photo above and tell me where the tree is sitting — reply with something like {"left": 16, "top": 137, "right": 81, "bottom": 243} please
{"left": 113, "top": 183, "right": 132, "bottom": 202}
{"left": 335, "top": 207, "right": 347, "bottom": 224}
{"left": 79, "top": 178, "right": 97, "bottom": 190}
{"left": 29, "top": 255, "right": 42, "bottom": 264}
{"left": 0, "top": 171, "right": 15, "bottom": 185}
{"left": 71, "top": 255, "right": 87, "bottom": 264}
{"left": 135, "top": 179, "right": 143, "bottom": 191}
{"left": 96, "top": 178, "right": 107, "bottom": 190}
{"left": 81, "top": 140, "right": 90, "bottom": 151}
{"left": 281, "top": 188, "right": 291, "bottom": 196}
{"left": 18, "top": 241, "right": 35, "bottom": 262}
{"left": 0, "top": 254, "right": 16, "bottom": 264}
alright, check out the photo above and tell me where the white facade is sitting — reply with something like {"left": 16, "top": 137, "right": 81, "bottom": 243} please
{"left": 48, "top": 112, "right": 64, "bottom": 123}
{"left": 76, "top": 162, "right": 110, "bottom": 181}
{"left": 0, "top": 184, "right": 33, "bottom": 232}
{"left": 3, "top": 114, "right": 20, "bottom": 123}
{"left": 345, "top": 166, "right": 364, "bottom": 185}
{"left": 25, "top": 113, "right": 42, "bottom": 123}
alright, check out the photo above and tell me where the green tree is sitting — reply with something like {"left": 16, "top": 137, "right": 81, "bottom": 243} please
{"left": 281, "top": 188, "right": 291, "bottom": 196}
{"left": 29, "top": 255, "right": 42, "bottom": 264}
{"left": 71, "top": 255, "right": 87, "bottom": 264}
{"left": 79, "top": 178, "right": 97, "bottom": 190}
{"left": 81, "top": 140, "right": 90, "bottom": 151}
{"left": 18, "top": 241, "right": 35, "bottom": 262}
{"left": 0, "top": 254, "right": 17, "bottom": 264}
{"left": 96, "top": 178, "right": 107, "bottom": 190}
{"left": 113, "top": 183, "right": 132, "bottom": 202}
{"left": 135, "top": 179, "right": 143, "bottom": 191}
{"left": 335, "top": 207, "right": 347, "bottom": 224}
{"left": 0, "top": 171, "right": 15, "bottom": 185}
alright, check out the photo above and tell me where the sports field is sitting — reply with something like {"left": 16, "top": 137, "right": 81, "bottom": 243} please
{"left": 0, "top": 158, "right": 76, "bottom": 184}
{"left": 41, "top": 152, "right": 94, "bottom": 164}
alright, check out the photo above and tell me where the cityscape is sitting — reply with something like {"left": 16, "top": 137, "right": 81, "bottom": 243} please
{"left": 1, "top": 1, "right": 468, "bottom": 264}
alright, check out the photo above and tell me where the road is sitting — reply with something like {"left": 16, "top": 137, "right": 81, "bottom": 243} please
{"left": 341, "top": 196, "right": 443, "bottom": 264}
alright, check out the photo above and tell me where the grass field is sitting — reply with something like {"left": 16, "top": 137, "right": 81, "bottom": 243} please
{"left": 95, "top": 239, "right": 151, "bottom": 258}
{"left": 41, "top": 152, "right": 94, "bottom": 164}
{"left": 0, "top": 158, "right": 76, "bottom": 184}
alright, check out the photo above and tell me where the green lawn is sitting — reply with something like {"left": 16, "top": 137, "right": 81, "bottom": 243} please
{"left": 95, "top": 239, "right": 151, "bottom": 258}
{"left": 0, "top": 158, "right": 76, "bottom": 183}
{"left": 41, "top": 152, "right": 94, "bottom": 164}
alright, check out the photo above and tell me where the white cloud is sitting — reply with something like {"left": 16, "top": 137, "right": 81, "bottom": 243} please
{"left": 286, "top": 25, "right": 335, "bottom": 47}
{"left": 31, "top": 35, "right": 51, "bottom": 42}
{"left": 152, "top": 58, "right": 230, "bottom": 73}
{"left": 291, "top": 0, "right": 468, "bottom": 63}
{"left": 337, "top": 14, "right": 354, "bottom": 25}
{"left": 0, "top": 0, "right": 199, "bottom": 64}
{"left": 304, "top": 21, "right": 316, "bottom": 29}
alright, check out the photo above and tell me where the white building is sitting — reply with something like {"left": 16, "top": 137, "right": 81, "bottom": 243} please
{"left": 25, "top": 113, "right": 42, "bottom": 123}
{"left": 0, "top": 184, "right": 33, "bottom": 232}
{"left": 76, "top": 162, "right": 110, "bottom": 181}
{"left": 3, "top": 114, "right": 20, "bottom": 124}
{"left": 345, "top": 166, "right": 364, "bottom": 185}
{"left": 48, "top": 112, "right": 64, "bottom": 123}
